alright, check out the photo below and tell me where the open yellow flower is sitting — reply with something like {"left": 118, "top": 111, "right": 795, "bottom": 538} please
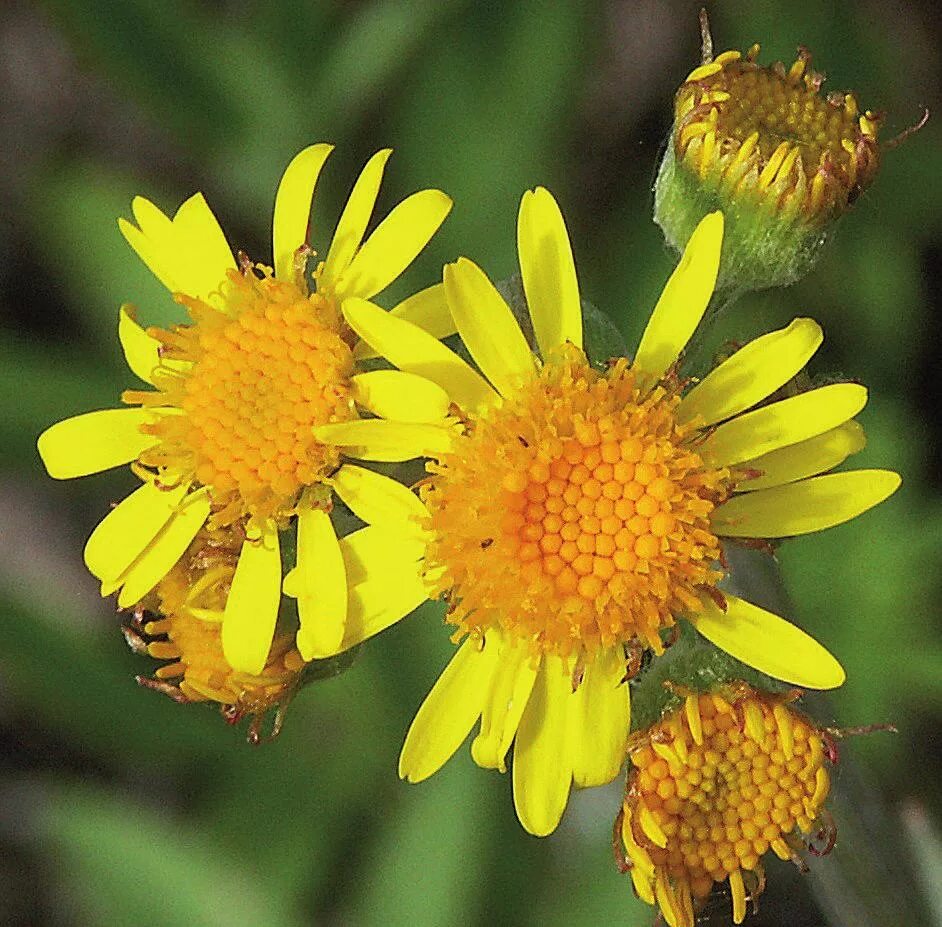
{"left": 38, "top": 144, "right": 451, "bottom": 675}
{"left": 332, "top": 187, "right": 899, "bottom": 836}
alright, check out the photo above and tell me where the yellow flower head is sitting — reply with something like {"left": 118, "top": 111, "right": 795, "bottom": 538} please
{"left": 619, "top": 685, "right": 835, "bottom": 927}
{"left": 339, "top": 188, "right": 899, "bottom": 836}
{"left": 675, "top": 46, "right": 879, "bottom": 225}
{"left": 38, "top": 145, "right": 450, "bottom": 676}
{"left": 125, "top": 523, "right": 309, "bottom": 742}
{"left": 656, "top": 28, "right": 884, "bottom": 292}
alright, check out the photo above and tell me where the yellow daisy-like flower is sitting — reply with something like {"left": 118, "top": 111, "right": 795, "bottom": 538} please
{"left": 332, "top": 188, "right": 899, "bottom": 836}
{"left": 618, "top": 685, "right": 835, "bottom": 927}
{"left": 38, "top": 145, "right": 451, "bottom": 674}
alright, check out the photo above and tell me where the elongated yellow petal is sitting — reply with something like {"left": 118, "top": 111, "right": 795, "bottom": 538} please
{"left": 84, "top": 480, "right": 189, "bottom": 581}
{"left": 729, "top": 869, "right": 747, "bottom": 924}
{"left": 399, "top": 637, "right": 500, "bottom": 782}
{"left": 334, "top": 189, "right": 452, "bottom": 300}
{"left": 292, "top": 504, "right": 347, "bottom": 660}
{"left": 517, "top": 187, "right": 582, "bottom": 356}
{"left": 118, "top": 306, "right": 162, "bottom": 385}
{"left": 512, "top": 655, "right": 573, "bottom": 836}
{"left": 735, "top": 421, "right": 866, "bottom": 491}
{"left": 221, "top": 519, "right": 282, "bottom": 674}
{"left": 678, "top": 318, "right": 823, "bottom": 426}
{"left": 112, "top": 487, "right": 211, "bottom": 607}
{"left": 131, "top": 195, "right": 174, "bottom": 242}
{"left": 444, "top": 258, "right": 535, "bottom": 397}
{"left": 634, "top": 211, "right": 723, "bottom": 381}
{"left": 570, "top": 646, "right": 631, "bottom": 788}
{"left": 38, "top": 408, "right": 159, "bottom": 479}
{"left": 337, "top": 525, "right": 425, "bottom": 586}
{"left": 700, "top": 383, "right": 868, "bottom": 467}
{"left": 331, "top": 463, "right": 427, "bottom": 532}
{"left": 272, "top": 144, "right": 333, "bottom": 282}
{"left": 119, "top": 212, "right": 175, "bottom": 289}
{"left": 691, "top": 594, "right": 845, "bottom": 689}
{"left": 350, "top": 370, "right": 450, "bottom": 423}
{"left": 353, "top": 284, "right": 455, "bottom": 360}
{"left": 322, "top": 148, "right": 392, "bottom": 286}
{"left": 121, "top": 194, "right": 235, "bottom": 309}
{"left": 343, "top": 297, "right": 496, "bottom": 413}
{"left": 314, "top": 419, "right": 454, "bottom": 461}
{"left": 471, "top": 634, "right": 538, "bottom": 772}
{"left": 713, "top": 468, "right": 900, "bottom": 537}
{"left": 341, "top": 565, "right": 429, "bottom": 651}
{"left": 170, "top": 193, "right": 236, "bottom": 305}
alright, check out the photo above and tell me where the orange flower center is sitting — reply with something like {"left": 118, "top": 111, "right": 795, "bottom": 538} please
{"left": 422, "top": 348, "right": 730, "bottom": 658}
{"left": 621, "top": 689, "right": 830, "bottom": 924}
{"left": 127, "top": 267, "right": 356, "bottom": 523}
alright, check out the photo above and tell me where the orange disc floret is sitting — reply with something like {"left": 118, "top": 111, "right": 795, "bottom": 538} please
{"left": 421, "top": 345, "right": 731, "bottom": 658}
{"left": 127, "top": 525, "right": 306, "bottom": 741}
{"left": 619, "top": 685, "right": 833, "bottom": 927}
{"left": 124, "top": 265, "right": 356, "bottom": 524}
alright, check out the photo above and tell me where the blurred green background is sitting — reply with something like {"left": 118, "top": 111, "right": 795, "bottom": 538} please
{"left": 1, "top": 1, "right": 940, "bottom": 924}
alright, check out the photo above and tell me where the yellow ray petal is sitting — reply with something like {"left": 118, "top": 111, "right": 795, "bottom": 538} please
{"left": 272, "top": 144, "right": 334, "bottom": 282}
{"left": 353, "top": 284, "right": 455, "bottom": 360}
{"left": 399, "top": 636, "right": 500, "bottom": 782}
{"left": 113, "top": 487, "right": 210, "bottom": 607}
{"left": 84, "top": 480, "right": 190, "bottom": 582}
{"left": 314, "top": 419, "right": 454, "bottom": 462}
{"left": 713, "top": 468, "right": 901, "bottom": 537}
{"left": 337, "top": 525, "right": 425, "bottom": 587}
{"left": 734, "top": 421, "right": 866, "bottom": 491}
{"left": 678, "top": 317, "right": 823, "bottom": 426}
{"left": 118, "top": 216, "right": 181, "bottom": 294}
{"left": 38, "top": 408, "right": 159, "bottom": 479}
{"left": 293, "top": 503, "right": 347, "bottom": 660}
{"left": 334, "top": 189, "right": 452, "bottom": 300}
{"left": 444, "top": 258, "right": 536, "bottom": 397}
{"left": 170, "top": 193, "right": 236, "bottom": 306}
{"left": 131, "top": 196, "right": 174, "bottom": 243}
{"left": 322, "top": 148, "right": 392, "bottom": 286}
{"left": 517, "top": 187, "right": 582, "bottom": 356}
{"left": 340, "top": 564, "right": 429, "bottom": 651}
{"left": 343, "top": 296, "right": 496, "bottom": 413}
{"left": 691, "top": 594, "right": 845, "bottom": 689}
{"left": 221, "top": 518, "right": 282, "bottom": 674}
{"left": 634, "top": 211, "right": 723, "bottom": 382}
{"left": 118, "top": 306, "right": 162, "bottom": 385}
{"left": 350, "top": 370, "right": 451, "bottom": 423}
{"left": 700, "top": 383, "right": 868, "bottom": 467}
{"left": 331, "top": 463, "right": 427, "bottom": 531}
{"left": 471, "top": 634, "right": 538, "bottom": 773}
{"left": 570, "top": 646, "right": 631, "bottom": 788}
{"left": 512, "top": 655, "right": 574, "bottom": 836}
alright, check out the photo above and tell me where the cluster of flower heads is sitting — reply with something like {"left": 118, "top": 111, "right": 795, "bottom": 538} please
{"left": 38, "top": 28, "right": 904, "bottom": 927}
